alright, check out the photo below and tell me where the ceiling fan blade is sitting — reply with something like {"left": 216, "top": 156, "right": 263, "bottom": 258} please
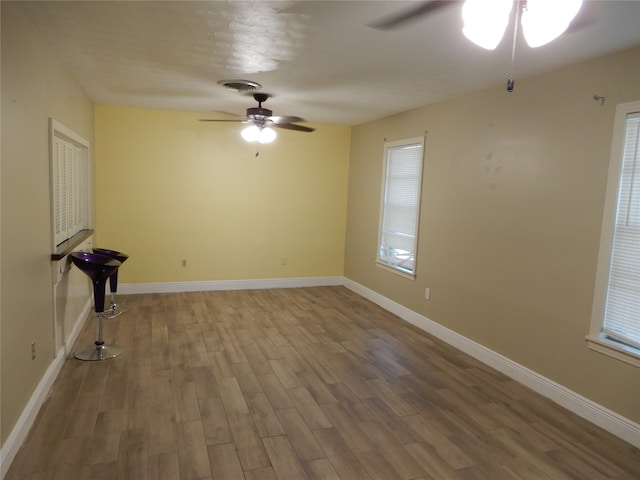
{"left": 564, "top": 7, "right": 597, "bottom": 35}
{"left": 369, "top": 0, "right": 455, "bottom": 30}
{"left": 274, "top": 123, "right": 315, "bottom": 133}
{"left": 211, "top": 109, "right": 243, "bottom": 117}
{"left": 198, "top": 119, "right": 247, "bottom": 122}
{"left": 269, "top": 115, "right": 305, "bottom": 124}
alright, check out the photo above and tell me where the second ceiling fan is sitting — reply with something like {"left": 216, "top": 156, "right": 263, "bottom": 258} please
{"left": 371, "top": 0, "right": 584, "bottom": 50}
{"left": 371, "top": 0, "right": 583, "bottom": 92}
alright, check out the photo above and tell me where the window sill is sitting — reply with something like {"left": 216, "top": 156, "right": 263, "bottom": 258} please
{"left": 51, "top": 229, "right": 94, "bottom": 261}
{"left": 375, "top": 261, "right": 416, "bottom": 280}
{"left": 586, "top": 335, "right": 640, "bottom": 367}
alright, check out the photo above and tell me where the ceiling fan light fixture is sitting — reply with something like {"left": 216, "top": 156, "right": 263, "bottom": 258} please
{"left": 241, "top": 125, "right": 277, "bottom": 144}
{"left": 462, "top": 0, "right": 513, "bottom": 50}
{"left": 258, "top": 127, "right": 277, "bottom": 144}
{"left": 521, "top": 0, "right": 583, "bottom": 48}
{"left": 241, "top": 125, "right": 261, "bottom": 142}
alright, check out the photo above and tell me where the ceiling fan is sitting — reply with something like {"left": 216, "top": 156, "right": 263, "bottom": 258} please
{"left": 200, "top": 92, "right": 314, "bottom": 144}
{"left": 371, "top": 0, "right": 583, "bottom": 91}
{"left": 371, "top": 0, "right": 582, "bottom": 49}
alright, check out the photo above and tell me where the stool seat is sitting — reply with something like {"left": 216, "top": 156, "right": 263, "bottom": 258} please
{"left": 70, "top": 251, "right": 123, "bottom": 361}
{"left": 92, "top": 248, "right": 130, "bottom": 317}
{"left": 93, "top": 247, "right": 129, "bottom": 264}
{"left": 70, "top": 251, "right": 120, "bottom": 282}
{"left": 70, "top": 252, "right": 120, "bottom": 313}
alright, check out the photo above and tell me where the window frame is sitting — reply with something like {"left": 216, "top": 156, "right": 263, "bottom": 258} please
{"left": 587, "top": 100, "right": 640, "bottom": 367}
{"left": 376, "top": 136, "right": 425, "bottom": 279}
{"left": 49, "top": 118, "right": 91, "bottom": 250}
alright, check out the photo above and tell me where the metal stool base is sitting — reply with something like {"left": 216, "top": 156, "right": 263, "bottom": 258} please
{"left": 106, "top": 306, "right": 130, "bottom": 319}
{"left": 74, "top": 344, "right": 123, "bottom": 361}
{"left": 105, "top": 292, "right": 131, "bottom": 319}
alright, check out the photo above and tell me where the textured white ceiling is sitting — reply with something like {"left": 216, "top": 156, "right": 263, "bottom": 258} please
{"left": 21, "top": 1, "right": 640, "bottom": 126}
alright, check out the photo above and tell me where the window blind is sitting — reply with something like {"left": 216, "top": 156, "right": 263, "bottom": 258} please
{"left": 603, "top": 111, "right": 640, "bottom": 349}
{"left": 378, "top": 140, "right": 423, "bottom": 275}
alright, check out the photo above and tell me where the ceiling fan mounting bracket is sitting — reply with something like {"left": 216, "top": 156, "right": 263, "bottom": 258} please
{"left": 253, "top": 93, "right": 270, "bottom": 106}
{"left": 247, "top": 93, "right": 273, "bottom": 124}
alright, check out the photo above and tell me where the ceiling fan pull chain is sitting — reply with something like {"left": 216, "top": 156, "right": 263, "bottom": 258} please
{"left": 507, "top": 0, "right": 523, "bottom": 92}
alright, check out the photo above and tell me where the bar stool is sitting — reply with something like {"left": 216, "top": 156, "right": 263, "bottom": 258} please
{"left": 70, "top": 251, "right": 123, "bottom": 361}
{"left": 93, "top": 247, "right": 130, "bottom": 317}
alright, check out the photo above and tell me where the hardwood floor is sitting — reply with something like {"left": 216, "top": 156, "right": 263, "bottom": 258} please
{"left": 6, "top": 286, "right": 640, "bottom": 479}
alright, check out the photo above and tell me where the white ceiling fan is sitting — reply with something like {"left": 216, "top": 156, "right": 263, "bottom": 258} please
{"left": 372, "top": 0, "right": 584, "bottom": 91}
{"left": 372, "top": 0, "right": 583, "bottom": 48}
{"left": 461, "top": 0, "right": 583, "bottom": 50}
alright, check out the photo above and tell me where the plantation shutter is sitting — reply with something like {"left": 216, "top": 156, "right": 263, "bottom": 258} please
{"left": 602, "top": 111, "right": 640, "bottom": 348}
{"left": 53, "top": 136, "right": 70, "bottom": 246}
{"left": 70, "top": 144, "right": 88, "bottom": 236}
{"left": 52, "top": 133, "right": 89, "bottom": 246}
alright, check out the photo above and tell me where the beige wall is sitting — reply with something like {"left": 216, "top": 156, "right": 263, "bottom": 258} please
{"left": 345, "top": 46, "right": 640, "bottom": 422}
{"left": 1, "top": 3, "right": 94, "bottom": 444}
{"left": 94, "top": 105, "right": 350, "bottom": 283}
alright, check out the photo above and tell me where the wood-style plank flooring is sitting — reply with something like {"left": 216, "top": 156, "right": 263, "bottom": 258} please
{"left": 6, "top": 286, "right": 640, "bottom": 479}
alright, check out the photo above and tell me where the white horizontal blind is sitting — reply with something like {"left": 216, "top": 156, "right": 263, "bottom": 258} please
{"left": 603, "top": 111, "right": 640, "bottom": 348}
{"left": 378, "top": 138, "right": 424, "bottom": 275}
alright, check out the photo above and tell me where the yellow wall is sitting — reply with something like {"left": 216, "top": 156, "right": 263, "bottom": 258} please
{"left": 94, "top": 105, "right": 350, "bottom": 283}
{"left": 345, "top": 46, "right": 640, "bottom": 422}
{"left": 1, "top": 3, "right": 94, "bottom": 444}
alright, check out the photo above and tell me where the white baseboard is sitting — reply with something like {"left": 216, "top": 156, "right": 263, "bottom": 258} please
{"left": 342, "top": 278, "right": 640, "bottom": 449}
{"left": 0, "top": 351, "right": 64, "bottom": 479}
{"left": 118, "top": 276, "right": 343, "bottom": 295}
{"left": 0, "top": 299, "right": 89, "bottom": 480}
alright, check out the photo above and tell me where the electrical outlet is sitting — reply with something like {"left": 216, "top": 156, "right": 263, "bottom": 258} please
{"left": 424, "top": 288, "right": 431, "bottom": 300}
{"left": 281, "top": 257, "right": 288, "bottom": 266}
{"left": 31, "top": 342, "right": 36, "bottom": 361}
{"left": 182, "top": 259, "right": 187, "bottom": 267}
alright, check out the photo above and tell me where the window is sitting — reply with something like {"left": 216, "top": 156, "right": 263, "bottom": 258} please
{"left": 377, "top": 137, "right": 424, "bottom": 277}
{"left": 50, "top": 119, "right": 90, "bottom": 248}
{"left": 588, "top": 101, "right": 640, "bottom": 366}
